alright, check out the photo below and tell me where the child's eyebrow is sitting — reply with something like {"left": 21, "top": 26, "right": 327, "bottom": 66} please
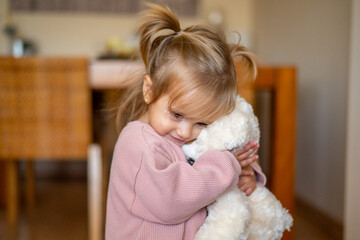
{"left": 168, "top": 107, "right": 185, "bottom": 115}
{"left": 169, "top": 101, "right": 218, "bottom": 123}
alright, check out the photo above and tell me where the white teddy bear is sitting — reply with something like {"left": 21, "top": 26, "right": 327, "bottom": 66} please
{"left": 182, "top": 95, "right": 293, "bottom": 240}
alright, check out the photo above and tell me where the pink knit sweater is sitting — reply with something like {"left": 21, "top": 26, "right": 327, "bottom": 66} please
{"left": 105, "top": 121, "right": 266, "bottom": 240}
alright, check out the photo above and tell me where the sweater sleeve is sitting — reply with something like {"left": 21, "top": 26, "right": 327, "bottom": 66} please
{"left": 250, "top": 161, "right": 267, "bottom": 186}
{"left": 131, "top": 147, "right": 241, "bottom": 225}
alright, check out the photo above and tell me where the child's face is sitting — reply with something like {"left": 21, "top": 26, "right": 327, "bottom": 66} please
{"left": 146, "top": 94, "right": 211, "bottom": 147}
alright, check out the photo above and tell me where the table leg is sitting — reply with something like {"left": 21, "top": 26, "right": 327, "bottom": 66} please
{"left": 26, "top": 160, "right": 35, "bottom": 210}
{"left": 6, "top": 160, "right": 18, "bottom": 226}
{"left": 88, "top": 144, "right": 103, "bottom": 240}
{"left": 0, "top": 162, "right": 6, "bottom": 207}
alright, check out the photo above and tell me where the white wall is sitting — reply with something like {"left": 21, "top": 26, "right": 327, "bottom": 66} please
{"left": 344, "top": 0, "right": 360, "bottom": 238}
{"left": 254, "top": 0, "right": 351, "bottom": 222}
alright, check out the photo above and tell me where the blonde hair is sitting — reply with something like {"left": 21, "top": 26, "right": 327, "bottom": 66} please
{"left": 115, "top": 3, "right": 257, "bottom": 132}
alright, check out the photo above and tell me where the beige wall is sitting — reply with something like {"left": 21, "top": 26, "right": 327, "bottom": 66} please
{"left": 0, "top": 0, "right": 255, "bottom": 57}
{"left": 344, "top": 0, "right": 360, "bottom": 238}
{"left": 0, "top": 0, "right": 9, "bottom": 53}
{"left": 254, "top": 0, "right": 351, "bottom": 222}
{"left": 4, "top": 12, "right": 140, "bottom": 57}
{"left": 198, "top": 0, "right": 256, "bottom": 48}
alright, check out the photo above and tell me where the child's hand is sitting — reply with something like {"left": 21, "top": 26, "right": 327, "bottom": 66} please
{"left": 233, "top": 141, "right": 259, "bottom": 176}
{"left": 238, "top": 165, "right": 257, "bottom": 196}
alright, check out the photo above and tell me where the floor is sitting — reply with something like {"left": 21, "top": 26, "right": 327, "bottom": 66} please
{"left": 0, "top": 178, "right": 340, "bottom": 240}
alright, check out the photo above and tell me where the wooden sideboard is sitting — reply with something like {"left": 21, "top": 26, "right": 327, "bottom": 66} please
{"left": 0, "top": 59, "right": 296, "bottom": 240}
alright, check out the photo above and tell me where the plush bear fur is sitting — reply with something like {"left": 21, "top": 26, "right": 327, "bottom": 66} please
{"left": 182, "top": 95, "right": 293, "bottom": 240}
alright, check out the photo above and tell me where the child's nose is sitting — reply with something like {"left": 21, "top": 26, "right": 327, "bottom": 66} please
{"left": 177, "top": 121, "right": 192, "bottom": 140}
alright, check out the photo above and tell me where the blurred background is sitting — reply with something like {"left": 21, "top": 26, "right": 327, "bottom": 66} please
{"left": 0, "top": 0, "right": 359, "bottom": 240}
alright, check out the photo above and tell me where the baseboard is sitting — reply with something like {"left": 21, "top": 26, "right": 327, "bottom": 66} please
{"left": 296, "top": 197, "right": 343, "bottom": 240}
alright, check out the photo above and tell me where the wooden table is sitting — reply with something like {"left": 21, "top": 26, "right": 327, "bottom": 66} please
{"left": 0, "top": 59, "right": 295, "bottom": 239}
{"left": 90, "top": 60, "right": 145, "bottom": 90}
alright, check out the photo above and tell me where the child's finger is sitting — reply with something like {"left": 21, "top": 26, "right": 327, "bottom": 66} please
{"left": 237, "top": 142, "right": 258, "bottom": 154}
{"left": 238, "top": 175, "right": 253, "bottom": 186}
{"left": 234, "top": 142, "right": 258, "bottom": 156}
{"left": 238, "top": 182, "right": 256, "bottom": 196}
{"left": 240, "top": 169, "right": 254, "bottom": 176}
{"left": 239, "top": 182, "right": 251, "bottom": 192}
{"left": 244, "top": 187, "right": 255, "bottom": 196}
{"left": 235, "top": 149, "right": 255, "bottom": 161}
{"left": 235, "top": 144, "right": 259, "bottom": 160}
{"left": 239, "top": 155, "right": 258, "bottom": 167}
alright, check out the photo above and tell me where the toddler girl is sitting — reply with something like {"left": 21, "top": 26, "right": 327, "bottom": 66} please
{"left": 106, "top": 3, "right": 266, "bottom": 240}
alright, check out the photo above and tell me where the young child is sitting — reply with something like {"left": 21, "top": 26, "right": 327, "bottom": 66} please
{"left": 106, "top": 3, "right": 266, "bottom": 240}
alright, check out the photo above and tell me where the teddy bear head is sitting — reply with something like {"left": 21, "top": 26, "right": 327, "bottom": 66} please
{"left": 182, "top": 95, "right": 260, "bottom": 161}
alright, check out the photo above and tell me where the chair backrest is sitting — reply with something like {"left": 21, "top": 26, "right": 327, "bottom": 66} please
{"left": 235, "top": 60, "right": 255, "bottom": 106}
{"left": 0, "top": 57, "right": 92, "bottom": 160}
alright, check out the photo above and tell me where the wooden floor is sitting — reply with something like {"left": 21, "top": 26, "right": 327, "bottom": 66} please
{"left": 0, "top": 178, "right": 340, "bottom": 240}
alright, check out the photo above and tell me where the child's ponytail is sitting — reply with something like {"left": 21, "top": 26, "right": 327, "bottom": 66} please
{"left": 138, "top": 3, "right": 181, "bottom": 72}
{"left": 229, "top": 44, "right": 258, "bottom": 82}
{"left": 115, "top": 4, "right": 183, "bottom": 132}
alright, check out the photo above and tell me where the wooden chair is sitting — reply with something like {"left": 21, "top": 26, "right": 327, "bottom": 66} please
{"left": 237, "top": 63, "right": 296, "bottom": 240}
{"left": 0, "top": 57, "right": 103, "bottom": 240}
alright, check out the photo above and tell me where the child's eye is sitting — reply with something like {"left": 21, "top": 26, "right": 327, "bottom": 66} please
{"left": 171, "top": 112, "right": 183, "bottom": 119}
{"left": 197, "top": 122, "right": 208, "bottom": 128}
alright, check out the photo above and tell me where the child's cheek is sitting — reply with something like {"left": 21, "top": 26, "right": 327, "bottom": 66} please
{"left": 192, "top": 127, "right": 202, "bottom": 140}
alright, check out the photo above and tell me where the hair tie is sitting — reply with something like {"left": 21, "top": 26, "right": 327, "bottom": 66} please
{"left": 175, "top": 30, "right": 182, "bottom": 35}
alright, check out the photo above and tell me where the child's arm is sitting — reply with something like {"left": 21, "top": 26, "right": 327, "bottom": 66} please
{"left": 130, "top": 148, "right": 242, "bottom": 225}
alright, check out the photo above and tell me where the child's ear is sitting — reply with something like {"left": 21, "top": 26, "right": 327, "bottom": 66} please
{"left": 143, "top": 74, "right": 153, "bottom": 104}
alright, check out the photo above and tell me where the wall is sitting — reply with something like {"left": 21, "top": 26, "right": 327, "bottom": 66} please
{"left": 0, "top": 0, "right": 9, "bottom": 53}
{"left": 254, "top": 0, "right": 350, "bottom": 222}
{"left": 0, "top": 0, "right": 255, "bottom": 58}
{"left": 0, "top": 0, "right": 195, "bottom": 57}
{"left": 197, "top": 0, "right": 256, "bottom": 48}
{"left": 344, "top": 0, "right": 360, "bottom": 238}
